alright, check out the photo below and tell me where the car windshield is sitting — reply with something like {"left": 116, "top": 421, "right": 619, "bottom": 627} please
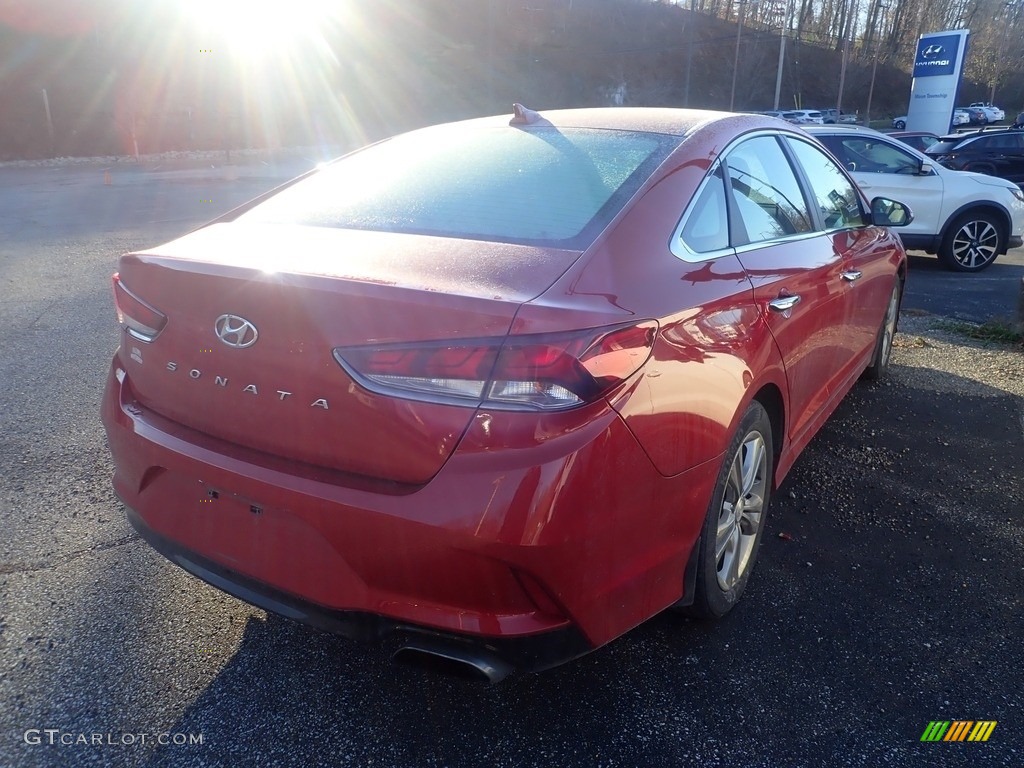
{"left": 926, "top": 140, "right": 960, "bottom": 153}
{"left": 240, "top": 126, "right": 677, "bottom": 249}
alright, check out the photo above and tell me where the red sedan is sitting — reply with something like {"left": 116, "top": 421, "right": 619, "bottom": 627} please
{"left": 102, "top": 106, "right": 911, "bottom": 682}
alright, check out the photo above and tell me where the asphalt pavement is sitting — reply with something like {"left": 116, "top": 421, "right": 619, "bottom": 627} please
{"left": 0, "top": 157, "right": 1021, "bottom": 768}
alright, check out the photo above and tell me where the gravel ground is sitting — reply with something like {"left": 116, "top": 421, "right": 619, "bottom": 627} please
{"left": 1, "top": 161, "right": 1021, "bottom": 767}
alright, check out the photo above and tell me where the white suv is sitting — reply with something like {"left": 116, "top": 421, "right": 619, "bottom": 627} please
{"left": 804, "top": 125, "right": 1024, "bottom": 271}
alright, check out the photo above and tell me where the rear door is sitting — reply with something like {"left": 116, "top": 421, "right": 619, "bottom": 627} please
{"left": 722, "top": 134, "right": 851, "bottom": 443}
{"left": 784, "top": 136, "right": 897, "bottom": 362}
{"left": 995, "top": 133, "right": 1024, "bottom": 184}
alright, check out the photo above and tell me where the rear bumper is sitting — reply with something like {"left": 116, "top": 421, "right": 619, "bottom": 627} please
{"left": 125, "top": 504, "right": 591, "bottom": 673}
{"left": 102, "top": 360, "right": 717, "bottom": 669}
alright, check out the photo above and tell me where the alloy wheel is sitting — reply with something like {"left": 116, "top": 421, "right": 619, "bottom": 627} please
{"left": 879, "top": 283, "right": 899, "bottom": 368}
{"left": 950, "top": 219, "right": 999, "bottom": 270}
{"left": 715, "top": 431, "right": 768, "bottom": 591}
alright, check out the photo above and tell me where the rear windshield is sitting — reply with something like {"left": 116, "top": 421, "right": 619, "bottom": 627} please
{"left": 926, "top": 140, "right": 960, "bottom": 153}
{"left": 240, "top": 126, "right": 677, "bottom": 249}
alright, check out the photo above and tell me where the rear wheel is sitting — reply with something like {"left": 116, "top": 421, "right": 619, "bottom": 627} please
{"left": 684, "top": 402, "right": 773, "bottom": 619}
{"left": 938, "top": 211, "right": 1004, "bottom": 272}
{"left": 894, "top": 119, "right": 906, "bottom": 129}
{"left": 862, "top": 278, "right": 901, "bottom": 381}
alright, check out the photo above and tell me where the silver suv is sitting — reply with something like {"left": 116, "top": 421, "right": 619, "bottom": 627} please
{"left": 804, "top": 125, "right": 1024, "bottom": 271}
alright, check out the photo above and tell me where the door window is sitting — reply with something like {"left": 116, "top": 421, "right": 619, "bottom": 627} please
{"left": 819, "top": 136, "right": 919, "bottom": 175}
{"left": 724, "top": 136, "right": 813, "bottom": 245}
{"left": 786, "top": 138, "right": 867, "bottom": 230}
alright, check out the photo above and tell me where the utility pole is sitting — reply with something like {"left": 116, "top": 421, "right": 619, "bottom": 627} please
{"left": 684, "top": 0, "right": 695, "bottom": 106}
{"left": 835, "top": 0, "right": 858, "bottom": 117}
{"left": 730, "top": 0, "right": 756, "bottom": 111}
{"left": 773, "top": 0, "right": 794, "bottom": 111}
{"left": 41, "top": 89, "right": 55, "bottom": 153}
{"left": 865, "top": 48, "right": 880, "bottom": 126}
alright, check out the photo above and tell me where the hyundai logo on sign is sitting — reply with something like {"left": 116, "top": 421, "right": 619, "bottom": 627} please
{"left": 913, "top": 35, "right": 959, "bottom": 77}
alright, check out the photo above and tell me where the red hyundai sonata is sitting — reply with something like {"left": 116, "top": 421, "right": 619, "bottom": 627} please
{"left": 102, "top": 106, "right": 911, "bottom": 682}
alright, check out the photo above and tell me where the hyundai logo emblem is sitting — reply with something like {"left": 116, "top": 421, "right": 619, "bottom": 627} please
{"left": 214, "top": 314, "right": 259, "bottom": 348}
{"left": 922, "top": 44, "right": 944, "bottom": 59}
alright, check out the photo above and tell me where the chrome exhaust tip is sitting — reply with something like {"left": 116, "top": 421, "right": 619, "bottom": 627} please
{"left": 392, "top": 641, "right": 512, "bottom": 685}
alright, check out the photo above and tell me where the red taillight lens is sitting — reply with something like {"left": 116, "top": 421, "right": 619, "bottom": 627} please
{"left": 334, "top": 321, "right": 656, "bottom": 411}
{"left": 111, "top": 273, "right": 167, "bottom": 342}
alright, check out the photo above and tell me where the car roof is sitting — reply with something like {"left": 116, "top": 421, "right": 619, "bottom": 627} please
{"left": 802, "top": 124, "right": 887, "bottom": 137}
{"left": 938, "top": 126, "right": 1017, "bottom": 141}
{"left": 447, "top": 106, "right": 758, "bottom": 138}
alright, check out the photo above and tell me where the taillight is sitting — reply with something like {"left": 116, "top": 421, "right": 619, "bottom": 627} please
{"left": 334, "top": 321, "right": 657, "bottom": 411}
{"left": 111, "top": 273, "right": 167, "bottom": 342}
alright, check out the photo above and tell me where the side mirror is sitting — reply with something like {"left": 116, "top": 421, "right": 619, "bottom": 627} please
{"left": 871, "top": 197, "right": 914, "bottom": 228}
{"left": 918, "top": 160, "right": 935, "bottom": 176}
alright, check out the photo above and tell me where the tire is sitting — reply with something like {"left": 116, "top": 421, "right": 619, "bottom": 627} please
{"left": 894, "top": 120, "right": 906, "bottom": 129}
{"left": 938, "top": 211, "right": 1004, "bottom": 272}
{"left": 862, "top": 278, "right": 901, "bottom": 381}
{"left": 684, "top": 402, "right": 773, "bottom": 619}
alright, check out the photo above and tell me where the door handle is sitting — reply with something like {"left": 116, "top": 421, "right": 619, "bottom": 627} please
{"left": 841, "top": 270, "right": 863, "bottom": 282}
{"left": 768, "top": 295, "right": 801, "bottom": 312}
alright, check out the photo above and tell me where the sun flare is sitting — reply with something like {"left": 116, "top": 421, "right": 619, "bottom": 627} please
{"left": 180, "top": 0, "right": 344, "bottom": 59}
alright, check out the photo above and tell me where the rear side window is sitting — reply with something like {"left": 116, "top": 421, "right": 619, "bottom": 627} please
{"left": 979, "top": 133, "right": 1024, "bottom": 149}
{"left": 240, "top": 126, "right": 677, "bottom": 249}
{"left": 786, "top": 138, "right": 867, "bottom": 230}
{"left": 679, "top": 165, "right": 729, "bottom": 254}
{"left": 725, "top": 136, "right": 813, "bottom": 244}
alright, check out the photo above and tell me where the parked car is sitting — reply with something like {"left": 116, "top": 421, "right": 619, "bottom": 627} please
{"left": 102, "top": 106, "right": 913, "bottom": 680}
{"left": 957, "top": 106, "right": 989, "bottom": 125}
{"left": 806, "top": 124, "right": 1024, "bottom": 271}
{"left": 894, "top": 110, "right": 975, "bottom": 130}
{"left": 782, "top": 109, "right": 825, "bottom": 124}
{"left": 925, "top": 127, "right": 1024, "bottom": 188}
{"left": 819, "top": 108, "right": 858, "bottom": 124}
{"left": 969, "top": 102, "right": 1005, "bottom": 123}
{"left": 890, "top": 131, "right": 940, "bottom": 153}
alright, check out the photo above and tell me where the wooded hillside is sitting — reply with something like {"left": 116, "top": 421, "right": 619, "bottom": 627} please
{"left": 0, "top": 0, "right": 1020, "bottom": 159}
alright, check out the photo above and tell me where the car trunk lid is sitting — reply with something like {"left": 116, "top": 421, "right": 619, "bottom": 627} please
{"left": 114, "top": 223, "right": 582, "bottom": 484}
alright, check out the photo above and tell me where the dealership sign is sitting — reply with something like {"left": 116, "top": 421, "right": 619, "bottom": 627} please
{"left": 906, "top": 30, "right": 970, "bottom": 135}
